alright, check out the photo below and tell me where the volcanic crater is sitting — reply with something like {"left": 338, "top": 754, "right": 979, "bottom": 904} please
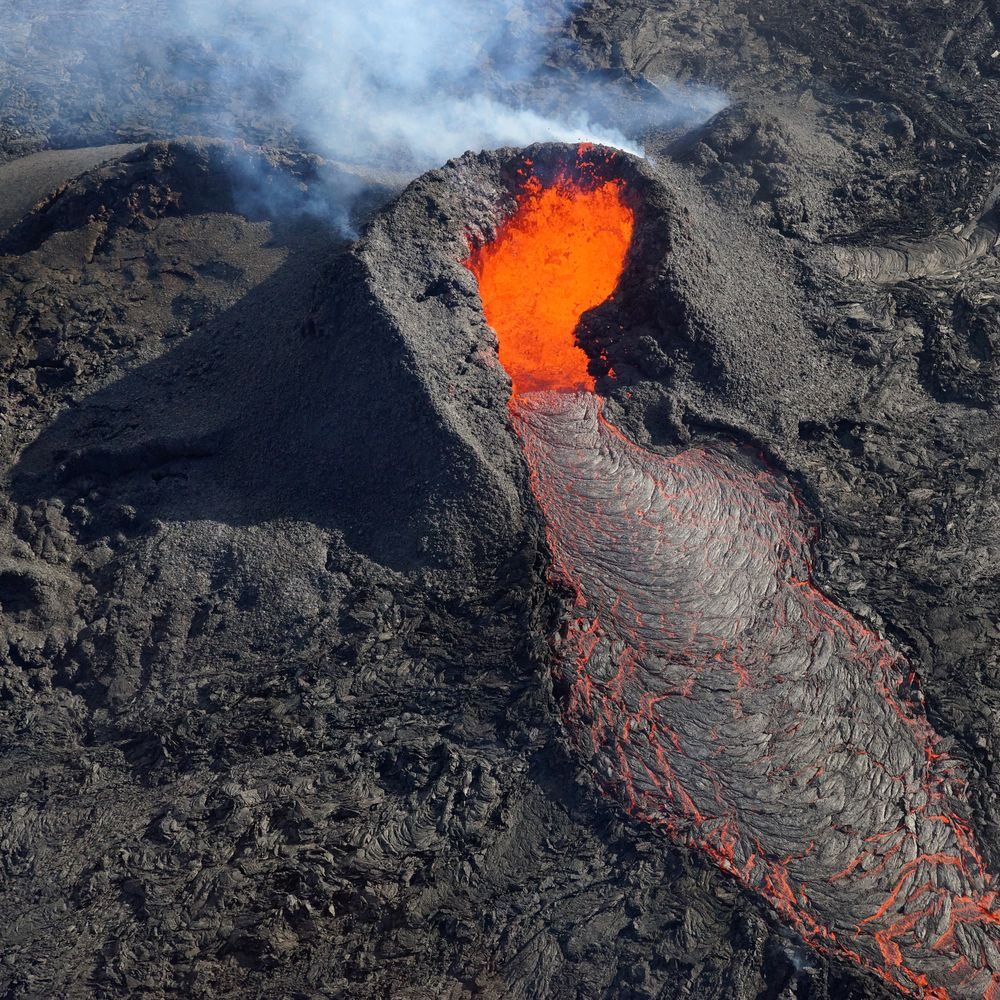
{"left": 3, "top": 83, "right": 1000, "bottom": 999}
{"left": 332, "top": 143, "right": 1000, "bottom": 998}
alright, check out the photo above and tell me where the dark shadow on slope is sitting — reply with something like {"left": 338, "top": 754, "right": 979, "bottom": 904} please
{"left": 8, "top": 218, "right": 507, "bottom": 573}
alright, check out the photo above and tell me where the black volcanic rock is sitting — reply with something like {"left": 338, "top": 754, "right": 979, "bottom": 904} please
{"left": 1, "top": 3, "right": 1000, "bottom": 999}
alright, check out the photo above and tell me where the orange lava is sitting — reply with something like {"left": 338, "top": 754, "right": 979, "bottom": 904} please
{"left": 465, "top": 172, "right": 634, "bottom": 395}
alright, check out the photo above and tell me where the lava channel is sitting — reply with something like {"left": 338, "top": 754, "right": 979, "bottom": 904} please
{"left": 464, "top": 152, "right": 1000, "bottom": 999}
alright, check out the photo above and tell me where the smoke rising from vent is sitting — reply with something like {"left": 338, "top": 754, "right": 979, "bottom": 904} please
{"left": 1, "top": 1, "right": 725, "bottom": 229}
{"left": 194, "top": 0, "right": 631, "bottom": 161}
{"left": 169, "top": 0, "right": 720, "bottom": 166}
{"left": 40, "top": 1, "right": 724, "bottom": 159}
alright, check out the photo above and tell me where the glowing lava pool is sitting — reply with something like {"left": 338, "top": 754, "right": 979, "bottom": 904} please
{"left": 465, "top": 150, "right": 1000, "bottom": 999}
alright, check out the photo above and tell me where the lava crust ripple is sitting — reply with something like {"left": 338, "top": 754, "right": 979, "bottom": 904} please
{"left": 512, "top": 389, "right": 1000, "bottom": 999}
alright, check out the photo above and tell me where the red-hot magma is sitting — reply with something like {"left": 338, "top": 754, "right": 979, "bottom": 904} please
{"left": 464, "top": 155, "right": 1000, "bottom": 998}
{"left": 466, "top": 160, "right": 633, "bottom": 394}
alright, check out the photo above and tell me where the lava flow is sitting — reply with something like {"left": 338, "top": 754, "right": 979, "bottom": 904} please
{"left": 464, "top": 153, "right": 1000, "bottom": 999}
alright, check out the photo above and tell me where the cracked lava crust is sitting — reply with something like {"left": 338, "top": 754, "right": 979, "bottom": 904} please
{"left": 465, "top": 154, "right": 1000, "bottom": 999}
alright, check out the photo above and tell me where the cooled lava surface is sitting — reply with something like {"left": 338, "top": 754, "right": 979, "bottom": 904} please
{"left": 466, "top": 156, "right": 1000, "bottom": 999}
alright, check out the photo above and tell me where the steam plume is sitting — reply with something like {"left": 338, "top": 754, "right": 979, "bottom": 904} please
{"left": 164, "top": 0, "right": 724, "bottom": 167}
{"left": 5, "top": 1, "right": 726, "bottom": 228}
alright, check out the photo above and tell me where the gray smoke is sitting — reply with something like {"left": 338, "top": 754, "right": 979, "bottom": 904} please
{"left": 2, "top": 1, "right": 726, "bottom": 231}
{"left": 168, "top": 0, "right": 724, "bottom": 166}
{"left": 186, "top": 0, "right": 626, "bottom": 159}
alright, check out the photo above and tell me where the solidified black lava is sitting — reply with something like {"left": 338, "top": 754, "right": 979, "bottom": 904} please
{"left": 4, "top": 2, "right": 1000, "bottom": 991}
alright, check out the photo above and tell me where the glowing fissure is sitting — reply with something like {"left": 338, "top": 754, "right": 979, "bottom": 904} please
{"left": 464, "top": 155, "right": 1000, "bottom": 998}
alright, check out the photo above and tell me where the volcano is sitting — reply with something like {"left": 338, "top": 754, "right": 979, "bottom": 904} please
{"left": 4, "top": 5, "right": 1000, "bottom": 998}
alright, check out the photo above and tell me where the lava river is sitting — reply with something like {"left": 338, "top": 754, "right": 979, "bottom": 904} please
{"left": 464, "top": 157, "right": 1000, "bottom": 998}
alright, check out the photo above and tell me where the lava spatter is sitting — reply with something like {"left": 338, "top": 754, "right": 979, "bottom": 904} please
{"left": 464, "top": 154, "right": 1000, "bottom": 998}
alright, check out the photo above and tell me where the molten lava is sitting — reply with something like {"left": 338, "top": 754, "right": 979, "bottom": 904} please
{"left": 465, "top": 169, "right": 633, "bottom": 395}
{"left": 464, "top": 154, "right": 1000, "bottom": 999}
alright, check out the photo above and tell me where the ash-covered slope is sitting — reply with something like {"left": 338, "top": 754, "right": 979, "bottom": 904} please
{"left": 2, "top": 128, "right": 999, "bottom": 999}
{"left": 0, "top": 134, "right": 894, "bottom": 1000}
{"left": 0, "top": 140, "right": 793, "bottom": 1000}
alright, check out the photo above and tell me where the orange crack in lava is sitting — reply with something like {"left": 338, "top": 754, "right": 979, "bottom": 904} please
{"left": 465, "top": 163, "right": 633, "bottom": 395}
{"left": 462, "top": 152, "right": 1000, "bottom": 999}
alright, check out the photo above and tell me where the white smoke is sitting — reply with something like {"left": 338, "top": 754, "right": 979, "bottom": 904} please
{"left": 5, "top": 0, "right": 726, "bottom": 229}
{"left": 167, "top": 0, "right": 721, "bottom": 166}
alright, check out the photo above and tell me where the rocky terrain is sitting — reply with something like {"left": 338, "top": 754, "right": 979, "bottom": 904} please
{"left": 1, "top": 2, "right": 999, "bottom": 999}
